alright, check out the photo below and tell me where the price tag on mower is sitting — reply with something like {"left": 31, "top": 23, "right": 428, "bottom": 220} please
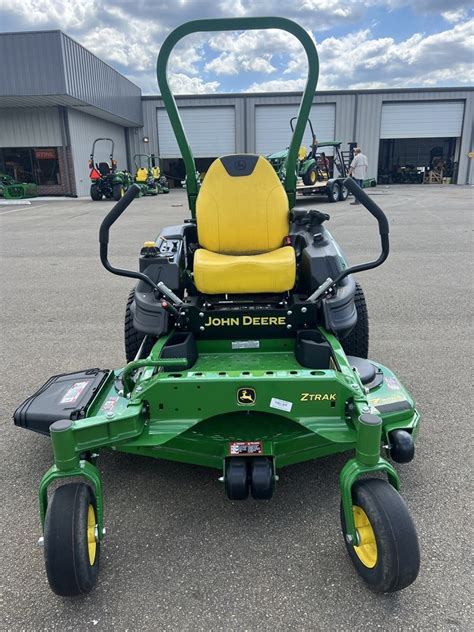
{"left": 229, "top": 441, "right": 263, "bottom": 456}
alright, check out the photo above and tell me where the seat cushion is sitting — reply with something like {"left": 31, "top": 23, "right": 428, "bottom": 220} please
{"left": 194, "top": 246, "right": 296, "bottom": 295}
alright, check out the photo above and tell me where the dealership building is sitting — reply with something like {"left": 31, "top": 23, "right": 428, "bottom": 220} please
{"left": 1, "top": 30, "right": 473, "bottom": 196}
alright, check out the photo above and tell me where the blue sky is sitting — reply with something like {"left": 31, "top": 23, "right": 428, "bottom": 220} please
{"left": 0, "top": 0, "right": 472, "bottom": 94}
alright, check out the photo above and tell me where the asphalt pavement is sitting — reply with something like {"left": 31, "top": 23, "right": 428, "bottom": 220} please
{"left": 1, "top": 184, "right": 472, "bottom": 631}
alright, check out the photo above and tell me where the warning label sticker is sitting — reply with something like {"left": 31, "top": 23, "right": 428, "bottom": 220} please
{"left": 101, "top": 397, "right": 119, "bottom": 412}
{"left": 60, "top": 381, "right": 90, "bottom": 404}
{"left": 229, "top": 441, "right": 263, "bottom": 456}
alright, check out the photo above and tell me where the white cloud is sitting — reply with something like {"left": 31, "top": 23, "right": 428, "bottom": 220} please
{"left": 0, "top": 0, "right": 472, "bottom": 94}
{"left": 441, "top": 9, "right": 468, "bottom": 23}
{"left": 168, "top": 73, "right": 220, "bottom": 94}
{"left": 205, "top": 52, "right": 276, "bottom": 76}
{"left": 0, "top": 0, "right": 98, "bottom": 28}
{"left": 247, "top": 78, "right": 307, "bottom": 93}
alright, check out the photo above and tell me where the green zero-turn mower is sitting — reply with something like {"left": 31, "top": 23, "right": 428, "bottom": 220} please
{"left": 134, "top": 153, "right": 169, "bottom": 195}
{"left": 14, "top": 17, "right": 420, "bottom": 596}
{"left": 0, "top": 172, "right": 37, "bottom": 199}
{"left": 267, "top": 117, "right": 349, "bottom": 202}
{"left": 89, "top": 138, "right": 132, "bottom": 201}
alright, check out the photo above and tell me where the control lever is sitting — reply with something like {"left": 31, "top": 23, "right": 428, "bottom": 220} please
{"left": 306, "top": 278, "right": 334, "bottom": 303}
{"left": 157, "top": 281, "right": 184, "bottom": 306}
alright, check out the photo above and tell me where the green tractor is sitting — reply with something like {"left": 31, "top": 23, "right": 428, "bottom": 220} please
{"left": 14, "top": 17, "right": 420, "bottom": 597}
{"left": 89, "top": 138, "right": 132, "bottom": 201}
{"left": 267, "top": 118, "right": 349, "bottom": 202}
{"left": 134, "top": 153, "right": 169, "bottom": 195}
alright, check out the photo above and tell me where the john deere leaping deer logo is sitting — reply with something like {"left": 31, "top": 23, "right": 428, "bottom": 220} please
{"left": 237, "top": 388, "right": 256, "bottom": 406}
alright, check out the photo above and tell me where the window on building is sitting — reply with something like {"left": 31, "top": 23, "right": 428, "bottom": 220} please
{"left": 0, "top": 147, "right": 61, "bottom": 185}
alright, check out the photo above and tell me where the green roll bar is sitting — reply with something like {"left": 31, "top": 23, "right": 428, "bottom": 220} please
{"left": 156, "top": 17, "right": 319, "bottom": 216}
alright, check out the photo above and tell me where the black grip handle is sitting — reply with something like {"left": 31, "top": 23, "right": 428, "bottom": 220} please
{"left": 322, "top": 178, "right": 390, "bottom": 292}
{"left": 343, "top": 178, "right": 389, "bottom": 235}
{"left": 98, "top": 184, "right": 158, "bottom": 291}
{"left": 99, "top": 183, "right": 141, "bottom": 244}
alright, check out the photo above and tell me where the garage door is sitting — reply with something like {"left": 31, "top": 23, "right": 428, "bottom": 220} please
{"left": 380, "top": 102, "right": 464, "bottom": 138}
{"left": 157, "top": 107, "right": 235, "bottom": 158}
{"left": 255, "top": 104, "right": 336, "bottom": 154}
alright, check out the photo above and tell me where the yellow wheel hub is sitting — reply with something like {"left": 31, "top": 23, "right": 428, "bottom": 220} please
{"left": 310, "top": 170, "right": 316, "bottom": 183}
{"left": 353, "top": 505, "right": 377, "bottom": 568}
{"left": 87, "top": 505, "right": 97, "bottom": 566}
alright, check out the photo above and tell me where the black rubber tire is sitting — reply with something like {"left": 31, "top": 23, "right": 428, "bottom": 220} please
{"left": 44, "top": 483, "right": 100, "bottom": 596}
{"left": 327, "top": 181, "right": 340, "bottom": 203}
{"left": 341, "top": 281, "right": 369, "bottom": 359}
{"left": 90, "top": 184, "right": 101, "bottom": 201}
{"left": 250, "top": 457, "right": 274, "bottom": 500}
{"left": 302, "top": 166, "right": 318, "bottom": 186}
{"left": 124, "top": 288, "right": 155, "bottom": 362}
{"left": 113, "top": 183, "right": 124, "bottom": 201}
{"left": 389, "top": 429, "right": 415, "bottom": 463}
{"left": 340, "top": 478, "right": 420, "bottom": 593}
{"left": 338, "top": 181, "right": 349, "bottom": 201}
{"left": 225, "top": 458, "right": 249, "bottom": 500}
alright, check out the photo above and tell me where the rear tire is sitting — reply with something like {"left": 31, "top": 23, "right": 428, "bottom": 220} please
{"left": 44, "top": 483, "right": 100, "bottom": 596}
{"left": 124, "top": 288, "right": 155, "bottom": 362}
{"left": 327, "top": 181, "right": 340, "bottom": 203}
{"left": 340, "top": 478, "right": 420, "bottom": 592}
{"left": 113, "top": 183, "right": 125, "bottom": 201}
{"left": 225, "top": 458, "right": 249, "bottom": 500}
{"left": 250, "top": 458, "right": 274, "bottom": 500}
{"left": 338, "top": 181, "right": 349, "bottom": 201}
{"left": 90, "top": 184, "right": 101, "bottom": 201}
{"left": 302, "top": 166, "right": 318, "bottom": 186}
{"left": 341, "top": 281, "right": 369, "bottom": 358}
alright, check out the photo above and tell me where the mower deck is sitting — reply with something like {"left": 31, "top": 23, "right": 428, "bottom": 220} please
{"left": 37, "top": 333, "right": 418, "bottom": 472}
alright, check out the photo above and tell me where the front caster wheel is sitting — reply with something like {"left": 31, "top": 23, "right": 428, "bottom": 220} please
{"left": 44, "top": 483, "right": 100, "bottom": 595}
{"left": 340, "top": 478, "right": 419, "bottom": 592}
{"left": 225, "top": 458, "right": 249, "bottom": 500}
{"left": 389, "top": 429, "right": 415, "bottom": 463}
{"left": 250, "top": 457, "right": 274, "bottom": 500}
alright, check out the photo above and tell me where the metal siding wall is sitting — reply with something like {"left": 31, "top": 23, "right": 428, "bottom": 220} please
{"left": 67, "top": 109, "right": 127, "bottom": 197}
{"left": 458, "top": 92, "right": 473, "bottom": 184}
{"left": 60, "top": 34, "right": 142, "bottom": 126}
{"left": 245, "top": 94, "right": 355, "bottom": 155}
{"left": 380, "top": 102, "right": 464, "bottom": 138}
{"left": 136, "top": 89, "right": 473, "bottom": 183}
{"left": 132, "top": 97, "right": 245, "bottom": 160}
{"left": 355, "top": 94, "right": 384, "bottom": 179}
{"left": 0, "top": 107, "right": 62, "bottom": 146}
{"left": 157, "top": 107, "right": 236, "bottom": 157}
{"left": 255, "top": 104, "right": 335, "bottom": 154}
{"left": 0, "top": 31, "right": 66, "bottom": 96}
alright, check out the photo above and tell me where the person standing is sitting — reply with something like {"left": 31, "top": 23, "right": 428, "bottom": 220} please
{"left": 348, "top": 147, "right": 368, "bottom": 205}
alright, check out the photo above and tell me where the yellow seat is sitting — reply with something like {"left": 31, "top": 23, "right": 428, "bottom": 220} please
{"left": 194, "top": 246, "right": 296, "bottom": 294}
{"left": 136, "top": 167, "right": 148, "bottom": 182}
{"left": 193, "top": 154, "right": 296, "bottom": 295}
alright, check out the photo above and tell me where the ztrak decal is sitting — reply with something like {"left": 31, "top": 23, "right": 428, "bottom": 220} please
{"left": 205, "top": 316, "right": 286, "bottom": 327}
{"left": 300, "top": 393, "right": 337, "bottom": 401}
{"left": 237, "top": 388, "right": 256, "bottom": 405}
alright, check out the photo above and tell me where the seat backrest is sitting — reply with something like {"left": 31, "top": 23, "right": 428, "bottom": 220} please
{"left": 135, "top": 167, "right": 148, "bottom": 182}
{"left": 196, "top": 155, "right": 289, "bottom": 255}
{"left": 98, "top": 162, "right": 110, "bottom": 176}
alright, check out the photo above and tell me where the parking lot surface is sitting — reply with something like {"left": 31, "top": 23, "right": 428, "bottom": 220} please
{"left": 1, "top": 185, "right": 472, "bottom": 631}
